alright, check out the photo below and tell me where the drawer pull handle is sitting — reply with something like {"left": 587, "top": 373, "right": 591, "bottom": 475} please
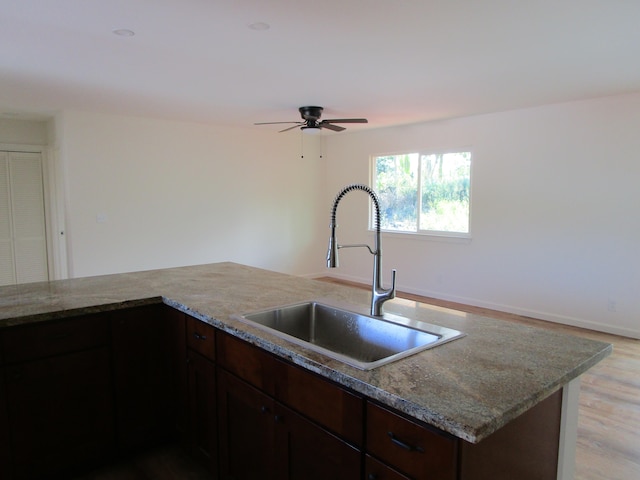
{"left": 260, "top": 405, "right": 270, "bottom": 414}
{"left": 193, "top": 332, "right": 207, "bottom": 340}
{"left": 387, "top": 431, "right": 424, "bottom": 453}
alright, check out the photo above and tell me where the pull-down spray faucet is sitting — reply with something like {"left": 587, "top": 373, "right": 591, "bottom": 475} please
{"left": 327, "top": 184, "right": 397, "bottom": 316}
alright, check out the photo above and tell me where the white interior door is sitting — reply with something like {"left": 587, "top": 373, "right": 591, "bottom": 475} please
{"left": 0, "top": 151, "right": 49, "bottom": 286}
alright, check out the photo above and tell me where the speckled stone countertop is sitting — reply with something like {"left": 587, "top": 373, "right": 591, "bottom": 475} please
{"left": 0, "top": 262, "right": 611, "bottom": 443}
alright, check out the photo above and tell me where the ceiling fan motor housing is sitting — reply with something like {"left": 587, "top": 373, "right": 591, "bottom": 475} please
{"left": 299, "top": 106, "right": 324, "bottom": 121}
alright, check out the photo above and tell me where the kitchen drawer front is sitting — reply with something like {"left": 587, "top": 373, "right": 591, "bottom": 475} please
{"left": 2, "top": 314, "right": 109, "bottom": 363}
{"left": 216, "top": 331, "right": 277, "bottom": 396}
{"left": 365, "top": 454, "right": 412, "bottom": 480}
{"left": 186, "top": 315, "right": 216, "bottom": 361}
{"left": 366, "top": 402, "right": 457, "bottom": 480}
{"left": 276, "top": 359, "right": 364, "bottom": 447}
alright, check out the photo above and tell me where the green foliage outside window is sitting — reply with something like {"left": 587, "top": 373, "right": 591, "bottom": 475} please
{"left": 374, "top": 151, "right": 470, "bottom": 234}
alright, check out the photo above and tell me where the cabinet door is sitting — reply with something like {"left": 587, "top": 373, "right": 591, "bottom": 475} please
{"left": 275, "top": 402, "right": 362, "bottom": 480}
{"left": 187, "top": 349, "right": 218, "bottom": 473}
{"left": 111, "top": 304, "right": 174, "bottom": 452}
{"left": 218, "top": 369, "right": 276, "bottom": 480}
{"left": 166, "top": 308, "right": 189, "bottom": 443}
{"left": 0, "top": 367, "right": 11, "bottom": 480}
{"left": 365, "top": 455, "right": 412, "bottom": 480}
{"left": 5, "top": 347, "right": 114, "bottom": 479}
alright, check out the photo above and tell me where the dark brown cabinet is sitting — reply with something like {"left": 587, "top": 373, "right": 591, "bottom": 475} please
{"left": 217, "top": 369, "right": 276, "bottom": 479}
{"left": 458, "top": 389, "right": 562, "bottom": 480}
{"left": 275, "top": 401, "right": 362, "bottom": 480}
{"left": 166, "top": 307, "right": 189, "bottom": 443}
{"left": 111, "top": 304, "right": 174, "bottom": 452}
{"left": 187, "top": 314, "right": 216, "bottom": 360}
{"left": 184, "top": 314, "right": 218, "bottom": 473}
{"left": 366, "top": 402, "right": 457, "bottom": 480}
{"left": 187, "top": 349, "right": 218, "bottom": 472}
{"left": 0, "top": 303, "right": 565, "bottom": 480}
{"left": 0, "top": 371, "right": 8, "bottom": 480}
{"left": 1, "top": 336, "right": 11, "bottom": 480}
{"left": 218, "top": 368, "right": 361, "bottom": 480}
{"left": 365, "top": 455, "right": 412, "bottom": 480}
{"left": 217, "top": 331, "right": 363, "bottom": 480}
{"left": 2, "top": 315, "right": 114, "bottom": 479}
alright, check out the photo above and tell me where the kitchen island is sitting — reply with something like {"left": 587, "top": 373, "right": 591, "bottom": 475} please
{"left": 0, "top": 262, "right": 611, "bottom": 479}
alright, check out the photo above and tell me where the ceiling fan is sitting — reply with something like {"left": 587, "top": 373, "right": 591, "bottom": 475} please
{"left": 254, "top": 106, "right": 368, "bottom": 133}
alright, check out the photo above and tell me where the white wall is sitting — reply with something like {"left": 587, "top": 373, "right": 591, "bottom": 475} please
{"left": 58, "top": 111, "right": 327, "bottom": 278}
{"left": 323, "top": 93, "right": 640, "bottom": 338}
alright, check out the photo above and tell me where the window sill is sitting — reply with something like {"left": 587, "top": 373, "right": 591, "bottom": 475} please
{"left": 375, "top": 229, "right": 472, "bottom": 244}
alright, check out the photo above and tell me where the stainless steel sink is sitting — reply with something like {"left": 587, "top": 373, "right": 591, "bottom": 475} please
{"left": 232, "top": 301, "right": 465, "bottom": 370}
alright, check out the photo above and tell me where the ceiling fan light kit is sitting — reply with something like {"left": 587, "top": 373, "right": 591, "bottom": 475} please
{"left": 255, "top": 106, "right": 367, "bottom": 133}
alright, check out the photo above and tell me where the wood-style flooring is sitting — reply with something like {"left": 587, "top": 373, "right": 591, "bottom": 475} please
{"left": 318, "top": 277, "right": 640, "bottom": 480}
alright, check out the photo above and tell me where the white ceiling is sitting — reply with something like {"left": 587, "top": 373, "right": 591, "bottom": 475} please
{"left": 2, "top": 0, "right": 640, "bottom": 131}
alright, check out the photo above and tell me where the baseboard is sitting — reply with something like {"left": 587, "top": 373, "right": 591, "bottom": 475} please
{"left": 306, "top": 271, "right": 640, "bottom": 339}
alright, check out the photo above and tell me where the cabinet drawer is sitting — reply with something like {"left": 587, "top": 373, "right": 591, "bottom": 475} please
{"left": 366, "top": 402, "right": 457, "bottom": 480}
{"left": 2, "top": 315, "right": 109, "bottom": 363}
{"left": 186, "top": 316, "right": 216, "bottom": 361}
{"left": 216, "top": 332, "right": 277, "bottom": 395}
{"left": 276, "top": 359, "right": 363, "bottom": 447}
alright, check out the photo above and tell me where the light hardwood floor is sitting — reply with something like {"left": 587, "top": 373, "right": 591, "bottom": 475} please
{"left": 318, "top": 277, "right": 640, "bottom": 480}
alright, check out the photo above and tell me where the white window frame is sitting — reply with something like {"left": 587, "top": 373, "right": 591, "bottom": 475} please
{"left": 370, "top": 148, "right": 473, "bottom": 240}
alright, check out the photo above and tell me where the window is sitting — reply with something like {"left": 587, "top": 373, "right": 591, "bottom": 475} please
{"left": 372, "top": 151, "right": 471, "bottom": 235}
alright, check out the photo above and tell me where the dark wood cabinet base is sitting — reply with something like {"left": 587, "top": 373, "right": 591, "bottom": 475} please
{"left": 0, "top": 304, "right": 567, "bottom": 480}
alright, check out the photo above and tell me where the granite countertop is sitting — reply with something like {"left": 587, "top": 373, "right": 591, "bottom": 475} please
{"left": 0, "top": 262, "right": 611, "bottom": 443}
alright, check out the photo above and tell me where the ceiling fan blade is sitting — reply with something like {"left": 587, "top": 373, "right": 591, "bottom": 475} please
{"left": 322, "top": 118, "right": 368, "bottom": 124}
{"left": 255, "top": 121, "right": 301, "bottom": 125}
{"left": 321, "top": 123, "right": 346, "bottom": 132}
{"left": 279, "top": 124, "right": 303, "bottom": 132}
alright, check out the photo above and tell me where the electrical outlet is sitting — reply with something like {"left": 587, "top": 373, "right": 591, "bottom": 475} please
{"left": 606, "top": 299, "right": 616, "bottom": 312}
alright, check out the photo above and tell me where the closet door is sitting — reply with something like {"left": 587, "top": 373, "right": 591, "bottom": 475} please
{"left": 0, "top": 152, "right": 49, "bottom": 286}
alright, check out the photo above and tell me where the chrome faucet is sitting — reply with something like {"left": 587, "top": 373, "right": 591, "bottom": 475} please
{"left": 326, "top": 184, "right": 397, "bottom": 316}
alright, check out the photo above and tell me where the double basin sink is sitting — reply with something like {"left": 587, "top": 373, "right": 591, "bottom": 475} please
{"left": 233, "top": 301, "right": 465, "bottom": 370}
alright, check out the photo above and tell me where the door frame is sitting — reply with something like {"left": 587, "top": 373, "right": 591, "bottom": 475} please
{"left": 0, "top": 143, "right": 67, "bottom": 281}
